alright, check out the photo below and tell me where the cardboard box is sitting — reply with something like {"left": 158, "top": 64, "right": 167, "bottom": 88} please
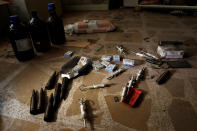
{"left": 157, "top": 41, "right": 184, "bottom": 59}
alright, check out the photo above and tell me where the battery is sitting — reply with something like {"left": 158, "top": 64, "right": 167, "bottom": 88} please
{"left": 92, "top": 60, "right": 105, "bottom": 70}
{"left": 113, "top": 55, "right": 120, "bottom": 62}
{"left": 64, "top": 51, "right": 73, "bottom": 57}
{"left": 106, "top": 64, "right": 117, "bottom": 72}
{"left": 101, "top": 55, "right": 111, "bottom": 61}
{"left": 101, "top": 61, "right": 110, "bottom": 67}
{"left": 123, "top": 59, "right": 134, "bottom": 66}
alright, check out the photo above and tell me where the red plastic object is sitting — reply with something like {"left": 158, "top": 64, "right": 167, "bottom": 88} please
{"left": 122, "top": 88, "right": 142, "bottom": 107}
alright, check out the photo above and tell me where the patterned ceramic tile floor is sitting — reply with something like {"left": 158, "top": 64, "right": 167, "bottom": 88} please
{"left": 0, "top": 9, "right": 197, "bottom": 131}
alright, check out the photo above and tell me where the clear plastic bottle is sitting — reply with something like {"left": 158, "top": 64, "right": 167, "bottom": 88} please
{"left": 8, "top": 15, "right": 35, "bottom": 61}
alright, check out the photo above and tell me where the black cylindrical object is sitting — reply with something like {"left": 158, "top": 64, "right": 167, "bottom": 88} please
{"left": 53, "top": 83, "right": 62, "bottom": 109}
{"left": 45, "top": 71, "right": 58, "bottom": 90}
{"left": 60, "top": 77, "right": 69, "bottom": 100}
{"left": 47, "top": 3, "right": 66, "bottom": 45}
{"left": 8, "top": 15, "right": 35, "bottom": 62}
{"left": 30, "top": 89, "right": 38, "bottom": 115}
{"left": 44, "top": 93, "right": 54, "bottom": 122}
{"left": 37, "top": 88, "right": 46, "bottom": 113}
{"left": 29, "top": 11, "right": 51, "bottom": 52}
{"left": 156, "top": 71, "right": 171, "bottom": 85}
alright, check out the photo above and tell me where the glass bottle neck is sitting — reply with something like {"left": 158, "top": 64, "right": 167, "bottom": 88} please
{"left": 49, "top": 10, "right": 57, "bottom": 16}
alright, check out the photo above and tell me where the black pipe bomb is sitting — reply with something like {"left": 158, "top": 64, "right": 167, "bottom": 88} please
{"left": 53, "top": 83, "right": 62, "bottom": 109}
{"left": 156, "top": 71, "right": 171, "bottom": 85}
{"left": 45, "top": 71, "right": 58, "bottom": 90}
{"left": 30, "top": 89, "right": 38, "bottom": 115}
{"left": 37, "top": 88, "right": 46, "bottom": 113}
{"left": 60, "top": 77, "right": 69, "bottom": 100}
{"left": 44, "top": 93, "right": 54, "bottom": 122}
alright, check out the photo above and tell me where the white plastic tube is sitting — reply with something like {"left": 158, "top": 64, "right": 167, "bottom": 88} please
{"left": 121, "top": 86, "right": 128, "bottom": 102}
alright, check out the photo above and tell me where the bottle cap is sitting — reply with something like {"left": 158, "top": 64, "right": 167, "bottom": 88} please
{"left": 31, "top": 11, "right": 38, "bottom": 18}
{"left": 48, "top": 3, "right": 55, "bottom": 10}
{"left": 9, "top": 15, "right": 19, "bottom": 23}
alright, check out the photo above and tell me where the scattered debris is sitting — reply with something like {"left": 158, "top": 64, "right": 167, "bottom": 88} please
{"left": 28, "top": 33, "right": 191, "bottom": 123}
{"left": 123, "top": 59, "right": 135, "bottom": 66}
{"left": 64, "top": 51, "right": 73, "bottom": 58}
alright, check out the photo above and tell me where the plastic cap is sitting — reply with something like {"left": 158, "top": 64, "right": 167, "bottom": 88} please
{"left": 48, "top": 3, "right": 55, "bottom": 10}
{"left": 9, "top": 15, "right": 19, "bottom": 23}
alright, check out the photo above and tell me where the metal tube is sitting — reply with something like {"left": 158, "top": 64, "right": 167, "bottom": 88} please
{"left": 80, "top": 98, "right": 87, "bottom": 128}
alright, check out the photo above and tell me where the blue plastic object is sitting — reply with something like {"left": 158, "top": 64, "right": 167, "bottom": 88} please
{"left": 10, "top": 15, "right": 19, "bottom": 23}
{"left": 48, "top": 3, "right": 55, "bottom": 10}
